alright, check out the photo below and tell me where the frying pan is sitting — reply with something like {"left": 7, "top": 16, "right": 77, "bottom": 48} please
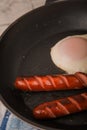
{"left": 0, "top": 0, "right": 87, "bottom": 130}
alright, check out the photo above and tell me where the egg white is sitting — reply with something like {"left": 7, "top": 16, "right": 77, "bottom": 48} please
{"left": 50, "top": 34, "right": 87, "bottom": 74}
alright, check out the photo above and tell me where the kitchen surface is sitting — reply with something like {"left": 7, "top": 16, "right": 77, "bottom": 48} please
{"left": 0, "top": 0, "right": 46, "bottom": 35}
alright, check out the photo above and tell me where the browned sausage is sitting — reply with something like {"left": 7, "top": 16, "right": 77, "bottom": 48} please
{"left": 14, "top": 72, "right": 87, "bottom": 91}
{"left": 33, "top": 92, "right": 87, "bottom": 119}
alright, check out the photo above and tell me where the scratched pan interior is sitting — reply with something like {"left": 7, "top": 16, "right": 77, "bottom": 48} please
{"left": 0, "top": 1, "right": 87, "bottom": 130}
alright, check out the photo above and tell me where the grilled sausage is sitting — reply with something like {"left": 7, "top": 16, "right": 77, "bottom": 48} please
{"left": 33, "top": 92, "right": 87, "bottom": 119}
{"left": 14, "top": 72, "right": 87, "bottom": 91}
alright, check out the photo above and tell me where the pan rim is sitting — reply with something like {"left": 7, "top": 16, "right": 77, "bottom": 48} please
{"left": 0, "top": 2, "right": 67, "bottom": 130}
{"left": 0, "top": 1, "right": 87, "bottom": 130}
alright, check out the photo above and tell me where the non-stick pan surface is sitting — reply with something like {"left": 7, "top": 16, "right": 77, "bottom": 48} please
{"left": 0, "top": 1, "right": 87, "bottom": 130}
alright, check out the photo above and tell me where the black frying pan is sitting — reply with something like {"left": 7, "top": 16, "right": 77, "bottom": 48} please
{"left": 0, "top": 1, "right": 87, "bottom": 130}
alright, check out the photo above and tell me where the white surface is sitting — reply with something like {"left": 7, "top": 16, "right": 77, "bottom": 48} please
{"left": 0, "top": 0, "right": 46, "bottom": 35}
{"left": 0, "top": 102, "right": 6, "bottom": 126}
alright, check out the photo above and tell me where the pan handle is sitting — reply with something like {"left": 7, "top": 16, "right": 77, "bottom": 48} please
{"left": 45, "top": 0, "right": 65, "bottom": 5}
{"left": 45, "top": 0, "right": 85, "bottom": 5}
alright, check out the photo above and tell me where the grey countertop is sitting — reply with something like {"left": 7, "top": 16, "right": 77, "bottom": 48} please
{"left": 0, "top": 0, "right": 46, "bottom": 35}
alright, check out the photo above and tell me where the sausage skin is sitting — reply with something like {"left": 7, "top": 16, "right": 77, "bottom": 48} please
{"left": 14, "top": 72, "right": 87, "bottom": 91}
{"left": 33, "top": 92, "right": 87, "bottom": 119}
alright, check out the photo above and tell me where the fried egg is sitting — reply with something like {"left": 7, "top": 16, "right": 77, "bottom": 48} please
{"left": 50, "top": 34, "right": 87, "bottom": 74}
